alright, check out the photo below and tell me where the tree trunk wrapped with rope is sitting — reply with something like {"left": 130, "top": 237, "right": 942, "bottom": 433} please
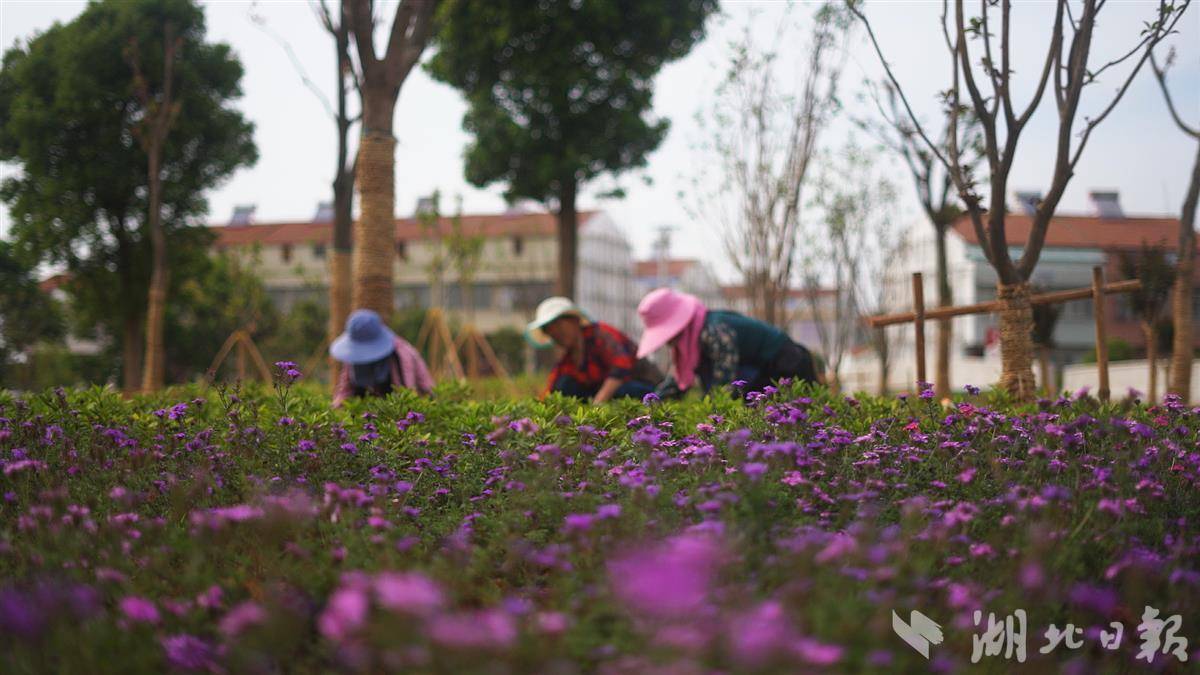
{"left": 996, "top": 282, "right": 1036, "bottom": 400}
{"left": 352, "top": 130, "right": 395, "bottom": 317}
{"left": 328, "top": 249, "right": 352, "bottom": 366}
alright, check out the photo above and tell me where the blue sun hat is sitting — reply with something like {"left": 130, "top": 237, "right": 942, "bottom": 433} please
{"left": 330, "top": 309, "right": 397, "bottom": 364}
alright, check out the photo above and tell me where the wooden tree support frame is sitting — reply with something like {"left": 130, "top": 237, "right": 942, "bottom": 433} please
{"left": 415, "top": 307, "right": 465, "bottom": 380}
{"left": 206, "top": 328, "right": 273, "bottom": 383}
{"left": 454, "top": 325, "right": 511, "bottom": 381}
{"left": 301, "top": 334, "right": 333, "bottom": 383}
{"left": 867, "top": 267, "right": 1141, "bottom": 401}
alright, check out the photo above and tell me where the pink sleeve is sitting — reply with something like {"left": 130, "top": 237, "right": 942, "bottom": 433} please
{"left": 332, "top": 364, "right": 352, "bottom": 408}
{"left": 412, "top": 352, "right": 434, "bottom": 394}
{"left": 393, "top": 337, "right": 435, "bottom": 395}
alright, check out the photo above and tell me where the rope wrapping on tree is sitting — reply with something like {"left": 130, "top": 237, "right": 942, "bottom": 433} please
{"left": 997, "top": 281, "right": 1037, "bottom": 400}
{"left": 352, "top": 130, "right": 396, "bottom": 317}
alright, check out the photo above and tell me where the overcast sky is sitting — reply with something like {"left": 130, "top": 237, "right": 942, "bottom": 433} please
{"left": 2, "top": 0, "right": 1197, "bottom": 282}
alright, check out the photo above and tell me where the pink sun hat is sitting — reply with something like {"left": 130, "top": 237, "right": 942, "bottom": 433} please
{"left": 636, "top": 288, "right": 703, "bottom": 359}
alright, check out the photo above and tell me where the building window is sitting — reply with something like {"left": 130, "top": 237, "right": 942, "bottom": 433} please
{"left": 511, "top": 236, "right": 524, "bottom": 256}
{"left": 1062, "top": 299, "right": 1091, "bottom": 320}
{"left": 312, "top": 243, "right": 326, "bottom": 259}
{"left": 396, "top": 240, "right": 408, "bottom": 261}
{"left": 281, "top": 244, "right": 293, "bottom": 263}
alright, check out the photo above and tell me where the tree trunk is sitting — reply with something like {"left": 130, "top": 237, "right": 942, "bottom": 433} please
{"left": 1144, "top": 321, "right": 1159, "bottom": 403}
{"left": 556, "top": 177, "right": 578, "bottom": 299}
{"left": 328, "top": 171, "right": 353, "bottom": 378}
{"left": 1038, "top": 344, "right": 1052, "bottom": 397}
{"left": 122, "top": 315, "right": 144, "bottom": 394}
{"left": 328, "top": 249, "right": 351, "bottom": 349}
{"left": 352, "top": 116, "right": 396, "bottom": 318}
{"left": 328, "top": 160, "right": 354, "bottom": 386}
{"left": 934, "top": 224, "right": 952, "bottom": 398}
{"left": 140, "top": 149, "right": 168, "bottom": 392}
{"left": 328, "top": 13, "right": 355, "bottom": 388}
{"left": 996, "top": 281, "right": 1037, "bottom": 401}
{"left": 1168, "top": 141, "right": 1198, "bottom": 402}
{"left": 876, "top": 327, "right": 889, "bottom": 396}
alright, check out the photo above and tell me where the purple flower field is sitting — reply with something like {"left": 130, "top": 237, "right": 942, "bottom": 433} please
{"left": 1, "top": 376, "right": 1198, "bottom": 673}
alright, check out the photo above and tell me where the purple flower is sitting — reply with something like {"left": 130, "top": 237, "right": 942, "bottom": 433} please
{"left": 608, "top": 534, "right": 722, "bottom": 619}
{"left": 273, "top": 361, "right": 302, "bottom": 383}
{"left": 729, "top": 600, "right": 796, "bottom": 667}
{"left": 536, "top": 611, "right": 569, "bottom": 635}
{"left": 428, "top": 609, "right": 517, "bottom": 650}
{"left": 742, "top": 462, "right": 768, "bottom": 481}
{"left": 642, "top": 392, "right": 660, "bottom": 406}
{"left": 596, "top": 504, "right": 622, "bottom": 520}
{"left": 0, "top": 588, "right": 47, "bottom": 639}
{"left": 318, "top": 585, "right": 369, "bottom": 642}
{"left": 160, "top": 634, "right": 218, "bottom": 671}
{"left": 563, "top": 513, "right": 596, "bottom": 533}
{"left": 120, "top": 596, "right": 160, "bottom": 624}
{"left": 219, "top": 601, "right": 267, "bottom": 638}
{"left": 795, "top": 637, "right": 844, "bottom": 665}
{"left": 1068, "top": 583, "right": 1119, "bottom": 616}
{"left": 373, "top": 572, "right": 443, "bottom": 616}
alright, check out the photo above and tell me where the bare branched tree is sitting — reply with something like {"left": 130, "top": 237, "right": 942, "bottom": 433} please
{"left": 1150, "top": 47, "right": 1199, "bottom": 402}
{"left": 849, "top": 0, "right": 1191, "bottom": 400}
{"left": 251, "top": 0, "right": 363, "bottom": 382}
{"left": 803, "top": 140, "right": 897, "bottom": 390}
{"left": 688, "top": 4, "right": 850, "bottom": 326}
{"left": 856, "top": 83, "right": 984, "bottom": 397}
{"left": 1119, "top": 245, "right": 1176, "bottom": 402}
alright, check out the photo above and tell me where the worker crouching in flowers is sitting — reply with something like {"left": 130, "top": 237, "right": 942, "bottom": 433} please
{"left": 636, "top": 288, "right": 819, "bottom": 399}
{"left": 527, "top": 297, "right": 663, "bottom": 403}
{"left": 330, "top": 309, "right": 434, "bottom": 407}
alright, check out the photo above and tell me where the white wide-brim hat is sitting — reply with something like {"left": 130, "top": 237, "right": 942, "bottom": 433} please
{"left": 525, "top": 296, "right": 591, "bottom": 348}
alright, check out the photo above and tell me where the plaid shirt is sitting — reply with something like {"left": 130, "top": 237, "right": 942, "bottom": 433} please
{"left": 544, "top": 322, "right": 638, "bottom": 396}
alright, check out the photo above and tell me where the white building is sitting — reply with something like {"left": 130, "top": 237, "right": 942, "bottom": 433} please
{"left": 212, "top": 205, "right": 639, "bottom": 335}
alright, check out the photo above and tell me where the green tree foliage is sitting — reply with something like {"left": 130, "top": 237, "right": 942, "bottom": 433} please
{"left": 0, "top": 241, "right": 63, "bottom": 381}
{"left": 0, "top": 0, "right": 256, "bottom": 390}
{"left": 1118, "top": 244, "right": 1176, "bottom": 331}
{"left": 167, "top": 251, "right": 280, "bottom": 383}
{"left": 426, "top": 0, "right": 717, "bottom": 297}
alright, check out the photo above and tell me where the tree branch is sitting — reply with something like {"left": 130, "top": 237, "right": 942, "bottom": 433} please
{"left": 250, "top": 6, "right": 336, "bottom": 120}
{"left": 1150, "top": 50, "right": 1200, "bottom": 138}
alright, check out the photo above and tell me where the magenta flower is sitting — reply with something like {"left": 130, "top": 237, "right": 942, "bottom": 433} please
{"left": 794, "top": 637, "right": 844, "bottom": 665}
{"left": 428, "top": 609, "right": 517, "bottom": 650}
{"left": 318, "top": 586, "right": 369, "bottom": 642}
{"left": 562, "top": 513, "right": 596, "bottom": 533}
{"left": 608, "top": 534, "right": 722, "bottom": 619}
{"left": 119, "top": 596, "right": 159, "bottom": 625}
{"left": 160, "top": 634, "right": 218, "bottom": 671}
{"left": 219, "top": 601, "right": 267, "bottom": 638}
{"left": 372, "top": 572, "right": 443, "bottom": 616}
{"left": 729, "top": 600, "right": 795, "bottom": 667}
{"left": 536, "top": 611, "right": 569, "bottom": 635}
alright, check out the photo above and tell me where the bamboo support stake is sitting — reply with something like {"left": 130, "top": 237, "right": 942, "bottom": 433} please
{"left": 236, "top": 335, "right": 247, "bottom": 381}
{"left": 912, "top": 272, "right": 926, "bottom": 388}
{"left": 206, "top": 330, "right": 244, "bottom": 382}
{"left": 241, "top": 333, "right": 274, "bottom": 382}
{"left": 1092, "top": 266, "right": 1111, "bottom": 402}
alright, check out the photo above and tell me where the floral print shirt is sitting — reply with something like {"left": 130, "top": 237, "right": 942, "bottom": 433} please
{"left": 655, "top": 320, "right": 740, "bottom": 397}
